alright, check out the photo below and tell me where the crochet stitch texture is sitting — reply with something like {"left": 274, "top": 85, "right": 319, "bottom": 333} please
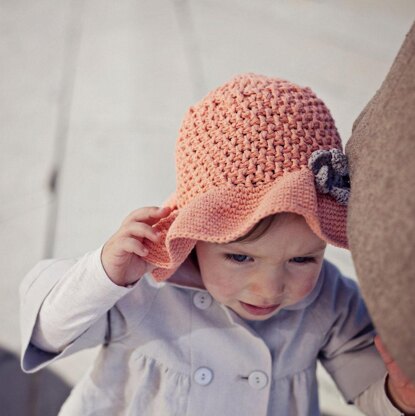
{"left": 145, "top": 74, "right": 348, "bottom": 281}
{"left": 177, "top": 75, "right": 340, "bottom": 203}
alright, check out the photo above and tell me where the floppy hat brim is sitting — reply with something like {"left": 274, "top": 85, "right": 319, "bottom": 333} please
{"left": 145, "top": 167, "right": 348, "bottom": 281}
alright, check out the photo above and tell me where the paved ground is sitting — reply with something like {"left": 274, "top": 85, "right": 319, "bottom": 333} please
{"left": 1, "top": 1, "right": 414, "bottom": 414}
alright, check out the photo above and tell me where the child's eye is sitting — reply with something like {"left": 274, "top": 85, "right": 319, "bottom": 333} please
{"left": 290, "top": 257, "right": 315, "bottom": 264}
{"left": 224, "top": 254, "right": 252, "bottom": 263}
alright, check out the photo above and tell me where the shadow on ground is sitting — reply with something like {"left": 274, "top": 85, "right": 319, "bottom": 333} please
{"left": 0, "top": 346, "right": 71, "bottom": 416}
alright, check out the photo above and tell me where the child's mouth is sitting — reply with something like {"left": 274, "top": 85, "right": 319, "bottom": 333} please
{"left": 239, "top": 301, "right": 280, "bottom": 316}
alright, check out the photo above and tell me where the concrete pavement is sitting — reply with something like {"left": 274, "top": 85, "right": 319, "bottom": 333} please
{"left": 2, "top": 1, "right": 414, "bottom": 414}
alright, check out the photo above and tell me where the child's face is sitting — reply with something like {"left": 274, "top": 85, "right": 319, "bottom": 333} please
{"left": 195, "top": 214, "right": 326, "bottom": 321}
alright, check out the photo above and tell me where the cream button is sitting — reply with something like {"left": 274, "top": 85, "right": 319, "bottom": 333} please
{"left": 193, "top": 292, "right": 212, "bottom": 310}
{"left": 194, "top": 367, "right": 213, "bottom": 386}
{"left": 248, "top": 371, "right": 268, "bottom": 390}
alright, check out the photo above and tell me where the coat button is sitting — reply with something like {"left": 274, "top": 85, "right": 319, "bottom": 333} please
{"left": 193, "top": 292, "right": 212, "bottom": 310}
{"left": 248, "top": 371, "right": 268, "bottom": 390}
{"left": 194, "top": 367, "right": 213, "bottom": 386}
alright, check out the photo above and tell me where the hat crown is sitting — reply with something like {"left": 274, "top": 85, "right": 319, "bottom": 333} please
{"left": 176, "top": 73, "right": 341, "bottom": 208}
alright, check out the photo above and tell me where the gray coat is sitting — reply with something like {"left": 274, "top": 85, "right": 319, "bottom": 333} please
{"left": 20, "top": 249, "right": 386, "bottom": 415}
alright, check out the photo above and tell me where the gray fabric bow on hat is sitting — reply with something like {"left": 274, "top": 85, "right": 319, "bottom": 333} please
{"left": 308, "top": 149, "right": 350, "bottom": 206}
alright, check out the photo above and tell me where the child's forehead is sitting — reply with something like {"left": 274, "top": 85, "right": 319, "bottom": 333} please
{"left": 229, "top": 213, "right": 319, "bottom": 243}
{"left": 215, "top": 233, "right": 327, "bottom": 254}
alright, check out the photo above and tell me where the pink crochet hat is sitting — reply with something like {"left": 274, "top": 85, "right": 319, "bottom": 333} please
{"left": 146, "top": 73, "right": 349, "bottom": 281}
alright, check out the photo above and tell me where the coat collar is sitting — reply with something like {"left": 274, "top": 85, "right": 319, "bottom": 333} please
{"left": 148, "top": 257, "right": 206, "bottom": 291}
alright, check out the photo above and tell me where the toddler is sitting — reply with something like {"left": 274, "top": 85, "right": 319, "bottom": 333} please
{"left": 20, "top": 74, "right": 415, "bottom": 415}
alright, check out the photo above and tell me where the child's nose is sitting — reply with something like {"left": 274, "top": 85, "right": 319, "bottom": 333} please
{"left": 250, "top": 270, "right": 285, "bottom": 301}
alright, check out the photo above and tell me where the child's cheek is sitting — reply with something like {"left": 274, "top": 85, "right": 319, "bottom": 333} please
{"left": 295, "top": 277, "right": 317, "bottom": 299}
{"left": 208, "top": 276, "right": 241, "bottom": 300}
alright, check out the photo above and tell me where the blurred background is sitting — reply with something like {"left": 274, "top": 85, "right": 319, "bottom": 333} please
{"left": 1, "top": 1, "right": 414, "bottom": 414}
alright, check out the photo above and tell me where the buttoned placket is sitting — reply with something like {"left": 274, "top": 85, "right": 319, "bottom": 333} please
{"left": 187, "top": 289, "right": 273, "bottom": 416}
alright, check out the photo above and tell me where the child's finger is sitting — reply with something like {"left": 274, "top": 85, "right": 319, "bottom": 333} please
{"left": 123, "top": 222, "right": 161, "bottom": 244}
{"left": 123, "top": 206, "right": 172, "bottom": 226}
{"left": 121, "top": 237, "right": 149, "bottom": 257}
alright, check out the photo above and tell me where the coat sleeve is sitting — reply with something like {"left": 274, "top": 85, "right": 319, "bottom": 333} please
{"left": 315, "top": 261, "right": 387, "bottom": 404}
{"left": 19, "top": 247, "right": 137, "bottom": 374}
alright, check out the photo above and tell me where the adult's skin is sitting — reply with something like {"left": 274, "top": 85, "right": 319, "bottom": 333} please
{"left": 346, "top": 21, "right": 415, "bottom": 382}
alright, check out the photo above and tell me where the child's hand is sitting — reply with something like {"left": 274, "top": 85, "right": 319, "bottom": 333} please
{"left": 374, "top": 335, "right": 415, "bottom": 414}
{"left": 101, "top": 206, "right": 171, "bottom": 287}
